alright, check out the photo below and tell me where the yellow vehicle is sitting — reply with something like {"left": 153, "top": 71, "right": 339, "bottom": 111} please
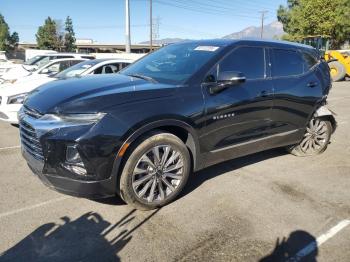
{"left": 302, "top": 35, "right": 350, "bottom": 81}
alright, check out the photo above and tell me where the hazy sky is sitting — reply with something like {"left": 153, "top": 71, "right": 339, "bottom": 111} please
{"left": 0, "top": 0, "right": 286, "bottom": 44}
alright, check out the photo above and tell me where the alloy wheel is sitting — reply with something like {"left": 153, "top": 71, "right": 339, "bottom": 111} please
{"left": 132, "top": 145, "right": 184, "bottom": 203}
{"left": 300, "top": 118, "right": 329, "bottom": 154}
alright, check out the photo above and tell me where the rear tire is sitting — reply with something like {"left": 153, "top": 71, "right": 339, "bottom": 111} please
{"left": 288, "top": 118, "right": 332, "bottom": 157}
{"left": 328, "top": 61, "right": 346, "bottom": 82}
{"left": 119, "top": 132, "right": 191, "bottom": 210}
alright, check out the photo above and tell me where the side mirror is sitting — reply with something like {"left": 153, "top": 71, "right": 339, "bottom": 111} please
{"left": 40, "top": 68, "right": 52, "bottom": 74}
{"left": 209, "top": 71, "right": 246, "bottom": 94}
{"left": 218, "top": 71, "right": 246, "bottom": 85}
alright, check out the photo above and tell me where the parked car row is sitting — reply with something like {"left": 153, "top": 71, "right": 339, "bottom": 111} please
{"left": 0, "top": 54, "right": 134, "bottom": 123}
{"left": 0, "top": 53, "right": 95, "bottom": 85}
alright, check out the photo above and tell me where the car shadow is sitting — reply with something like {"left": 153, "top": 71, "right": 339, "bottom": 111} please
{"left": 92, "top": 195, "right": 126, "bottom": 206}
{"left": 0, "top": 209, "right": 159, "bottom": 262}
{"left": 260, "top": 230, "right": 318, "bottom": 261}
{"left": 181, "top": 148, "right": 288, "bottom": 198}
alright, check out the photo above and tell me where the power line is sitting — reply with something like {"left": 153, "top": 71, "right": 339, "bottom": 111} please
{"left": 212, "top": 0, "right": 276, "bottom": 11}
{"left": 162, "top": 24, "right": 222, "bottom": 38}
{"left": 153, "top": 0, "right": 260, "bottom": 20}
{"left": 172, "top": 0, "right": 273, "bottom": 16}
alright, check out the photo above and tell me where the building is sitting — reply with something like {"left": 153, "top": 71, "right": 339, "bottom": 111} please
{"left": 18, "top": 41, "right": 159, "bottom": 55}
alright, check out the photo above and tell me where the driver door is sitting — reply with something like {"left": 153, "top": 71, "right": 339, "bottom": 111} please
{"left": 200, "top": 46, "right": 274, "bottom": 165}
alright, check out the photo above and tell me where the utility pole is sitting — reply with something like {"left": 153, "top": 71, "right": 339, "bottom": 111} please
{"left": 152, "top": 16, "right": 161, "bottom": 43}
{"left": 149, "top": 0, "right": 153, "bottom": 52}
{"left": 125, "top": 0, "right": 131, "bottom": 53}
{"left": 259, "top": 11, "right": 268, "bottom": 39}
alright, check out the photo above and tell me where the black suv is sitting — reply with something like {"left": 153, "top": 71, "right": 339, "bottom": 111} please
{"left": 19, "top": 40, "right": 335, "bottom": 210}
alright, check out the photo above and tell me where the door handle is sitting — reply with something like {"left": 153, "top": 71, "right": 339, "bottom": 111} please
{"left": 307, "top": 82, "right": 318, "bottom": 88}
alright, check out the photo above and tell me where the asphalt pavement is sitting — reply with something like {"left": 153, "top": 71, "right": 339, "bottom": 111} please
{"left": 0, "top": 81, "right": 349, "bottom": 262}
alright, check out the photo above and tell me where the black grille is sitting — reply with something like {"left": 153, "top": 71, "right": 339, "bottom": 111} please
{"left": 23, "top": 106, "right": 43, "bottom": 119}
{"left": 19, "top": 119, "right": 44, "bottom": 161}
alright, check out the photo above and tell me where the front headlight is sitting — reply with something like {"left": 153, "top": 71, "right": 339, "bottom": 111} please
{"left": 40, "top": 113, "right": 106, "bottom": 124}
{"left": 8, "top": 93, "right": 28, "bottom": 104}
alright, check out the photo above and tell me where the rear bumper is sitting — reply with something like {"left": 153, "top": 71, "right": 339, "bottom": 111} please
{"left": 22, "top": 146, "right": 117, "bottom": 199}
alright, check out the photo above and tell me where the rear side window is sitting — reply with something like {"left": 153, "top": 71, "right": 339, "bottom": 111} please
{"left": 51, "top": 56, "right": 74, "bottom": 60}
{"left": 301, "top": 52, "right": 318, "bottom": 72}
{"left": 81, "top": 56, "right": 95, "bottom": 60}
{"left": 219, "top": 46, "right": 265, "bottom": 80}
{"left": 272, "top": 49, "right": 303, "bottom": 77}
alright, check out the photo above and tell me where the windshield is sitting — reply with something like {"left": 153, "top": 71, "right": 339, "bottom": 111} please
{"left": 55, "top": 60, "right": 99, "bottom": 79}
{"left": 24, "top": 55, "right": 51, "bottom": 67}
{"left": 120, "top": 42, "right": 222, "bottom": 84}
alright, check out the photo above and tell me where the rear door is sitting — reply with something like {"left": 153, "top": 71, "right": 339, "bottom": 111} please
{"left": 201, "top": 45, "right": 274, "bottom": 163}
{"left": 270, "top": 48, "right": 324, "bottom": 142}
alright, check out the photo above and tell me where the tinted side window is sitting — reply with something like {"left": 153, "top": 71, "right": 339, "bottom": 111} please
{"left": 272, "top": 49, "right": 303, "bottom": 77}
{"left": 121, "top": 62, "right": 130, "bottom": 69}
{"left": 302, "top": 52, "right": 318, "bottom": 72}
{"left": 59, "top": 61, "right": 72, "bottom": 72}
{"left": 219, "top": 47, "right": 265, "bottom": 80}
{"left": 82, "top": 56, "right": 95, "bottom": 60}
{"left": 50, "top": 56, "right": 74, "bottom": 60}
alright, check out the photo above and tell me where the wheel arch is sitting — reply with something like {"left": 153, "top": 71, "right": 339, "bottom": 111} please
{"left": 112, "top": 119, "right": 201, "bottom": 193}
{"left": 314, "top": 106, "right": 337, "bottom": 133}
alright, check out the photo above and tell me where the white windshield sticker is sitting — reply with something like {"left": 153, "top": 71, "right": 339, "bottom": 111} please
{"left": 194, "top": 46, "right": 219, "bottom": 52}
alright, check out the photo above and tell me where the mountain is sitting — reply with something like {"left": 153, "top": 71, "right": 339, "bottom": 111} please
{"left": 222, "top": 21, "right": 285, "bottom": 40}
{"left": 139, "top": 21, "right": 285, "bottom": 44}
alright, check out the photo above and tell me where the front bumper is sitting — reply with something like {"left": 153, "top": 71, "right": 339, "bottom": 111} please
{"left": 19, "top": 107, "right": 123, "bottom": 199}
{"left": 22, "top": 147, "right": 117, "bottom": 198}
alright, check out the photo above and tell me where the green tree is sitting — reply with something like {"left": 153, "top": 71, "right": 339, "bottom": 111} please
{"left": 36, "top": 17, "right": 61, "bottom": 50}
{"left": 0, "top": 14, "right": 19, "bottom": 51}
{"left": 64, "top": 16, "right": 76, "bottom": 52}
{"left": 8, "top": 32, "right": 19, "bottom": 50}
{"left": 277, "top": 0, "right": 350, "bottom": 49}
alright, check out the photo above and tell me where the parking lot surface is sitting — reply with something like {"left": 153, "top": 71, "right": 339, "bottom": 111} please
{"left": 0, "top": 82, "right": 349, "bottom": 262}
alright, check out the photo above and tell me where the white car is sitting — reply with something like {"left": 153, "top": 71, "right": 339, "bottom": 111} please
{"left": 8, "top": 58, "right": 87, "bottom": 85}
{"left": 0, "top": 53, "right": 15, "bottom": 77}
{"left": 0, "top": 58, "right": 133, "bottom": 124}
{"left": 0, "top": 53, "right": 94, "bottom": 84}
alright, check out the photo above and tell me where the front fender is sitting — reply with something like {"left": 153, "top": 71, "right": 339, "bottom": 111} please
{"left": 110, "top": 118, "right": 201, "bottom": 193}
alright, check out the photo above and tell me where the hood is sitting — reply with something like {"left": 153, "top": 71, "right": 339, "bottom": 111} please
{"left": 0, "top": 77, "right": 56, "bottom": 97}
{"left": 24, "top": 74, "right": 178, "bottom": 114}
{"left": 15, "top": 73, "right": 52, "bottom": 84}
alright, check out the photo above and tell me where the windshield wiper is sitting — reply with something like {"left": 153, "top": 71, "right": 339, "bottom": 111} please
{"left": 126, "top": 73, "right": 157, "bottom": 83}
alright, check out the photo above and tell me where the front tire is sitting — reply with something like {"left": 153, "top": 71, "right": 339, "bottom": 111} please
{"left": 119, "top": 132, "right": 191, "bottom": 210}
{"left": 288, "top": 118, "right": 332, "bottom": 157}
